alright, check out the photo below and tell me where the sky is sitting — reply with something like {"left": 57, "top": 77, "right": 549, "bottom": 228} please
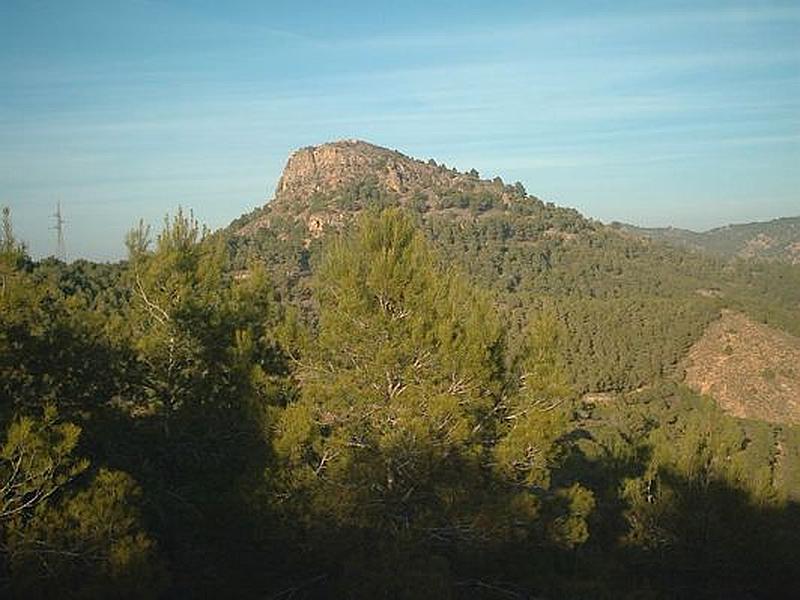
{"left": 1, "top": 0, "right": 798, "bottom": 261}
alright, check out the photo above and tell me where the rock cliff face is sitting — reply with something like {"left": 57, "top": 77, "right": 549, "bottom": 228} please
{"left": 275, "top": 139, "right": 472, "bottom": 200}
{"left": 237, "top": 139, "right": 524, "bottom": 238}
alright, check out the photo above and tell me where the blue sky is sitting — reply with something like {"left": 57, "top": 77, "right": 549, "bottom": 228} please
{"left": 1, "top": 0, "right": 798, "bottom": 261}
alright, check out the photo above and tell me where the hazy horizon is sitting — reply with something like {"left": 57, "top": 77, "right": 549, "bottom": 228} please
{"left": 2, "top": 0, "right": 799, "bottom": 261}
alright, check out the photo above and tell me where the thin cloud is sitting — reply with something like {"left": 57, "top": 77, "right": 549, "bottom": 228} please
{"left": 329, "top": 4, "right": 800, "bottom": 51}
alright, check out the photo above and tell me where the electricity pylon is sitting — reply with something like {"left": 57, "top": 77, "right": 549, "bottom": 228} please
{"left": 52, "top": 202, "right": 66, "bottom": 261}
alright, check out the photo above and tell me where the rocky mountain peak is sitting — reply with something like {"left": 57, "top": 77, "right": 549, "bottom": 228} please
{"left": 236, "top": 140, "right": 531, "bottom": 238}
{"left": 274, "top": 139, "right": 473, "bottom": 202}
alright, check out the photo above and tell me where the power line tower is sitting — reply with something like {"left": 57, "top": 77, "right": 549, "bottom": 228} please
{"left": 52, "top": 201, "right": 67, "bottom": 261}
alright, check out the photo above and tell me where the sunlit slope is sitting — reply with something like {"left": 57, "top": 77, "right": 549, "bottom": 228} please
{"left": 685, "top": 310, "right": 800, "bottom": 424}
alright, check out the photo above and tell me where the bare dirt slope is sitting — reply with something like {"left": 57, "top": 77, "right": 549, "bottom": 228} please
{"left": 684, "top": 310, "right": 800, "bottom": 424}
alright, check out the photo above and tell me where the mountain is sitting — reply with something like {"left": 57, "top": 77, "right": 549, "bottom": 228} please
{"left": 613, "top": 216, "right": 800, "bottom": 264}
{"left": 235, "top": 139, "right": 532, "bottom": 239}
{"left": 226, "top": 140, "right": 800, "bottom": 424}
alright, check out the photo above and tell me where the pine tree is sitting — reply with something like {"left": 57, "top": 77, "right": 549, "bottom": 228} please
{"left": 273, "top": 209, "right": 505, "bottom": 533}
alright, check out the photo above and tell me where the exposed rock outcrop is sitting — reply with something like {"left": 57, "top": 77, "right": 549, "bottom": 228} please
{"left": 275, "top": 139, "right": 471, "bottom": 200}
{"left": 237, "top": 139, "right": 524, "bottom": 239}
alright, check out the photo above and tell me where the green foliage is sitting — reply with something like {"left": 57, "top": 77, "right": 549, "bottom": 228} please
{"left": 1, "top": 206, "right": 25, "bottom": 262}
{"left": 1, "top": 407, "right": 87, "bottom": 521}
{"left": 1, "top": 409, "right": 165, "bottom": 599}
{"left": 494, "top": 314, "right": 573, "bottom": 489}
{"left": 5, "top": 468, "right": 166, "bottom": 599}
{"left": 119, "top": 209, "right": 286, "bottom": 416}
{"left": 548, "top": 483, "right": 596, "bottom": 549}
{"left": 3, "top": 197, "right": 799, "bottom": 598}
{"left": 274, "top": 210, "right": 505, "bottom": 533}
{"left": 420, "top": 205, "right": 800, "bottom": 394}
{"left": 1, "top": 206, "right": 29, "bottom": 306}
{"left": 0, "top": 244, "right": 123, "bottom": 424}
{"left": 574, "top": 383, "right": 800, "bottom": 596}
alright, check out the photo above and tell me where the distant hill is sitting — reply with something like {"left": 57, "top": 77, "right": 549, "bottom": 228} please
{"left": 613, "top": 216, "right": 800, "bottom": 264}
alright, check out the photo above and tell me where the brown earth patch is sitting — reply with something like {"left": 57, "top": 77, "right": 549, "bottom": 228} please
{"left": 684, "top": 310, "right": 800, "bottom": 424}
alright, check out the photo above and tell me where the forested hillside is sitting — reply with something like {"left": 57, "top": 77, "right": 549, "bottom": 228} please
{"left": 228, "top": 142, "right": 800, "bottom": 396}
{"left": 2, "top": 142, "right": 799, "bottom": 599}
{"left": 614, "top": 217, "right": 800, "bottom": 264}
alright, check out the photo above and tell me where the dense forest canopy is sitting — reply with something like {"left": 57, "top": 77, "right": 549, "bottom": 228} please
{"left": 2, "top": 149, "right": 800, "bottom": 600}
